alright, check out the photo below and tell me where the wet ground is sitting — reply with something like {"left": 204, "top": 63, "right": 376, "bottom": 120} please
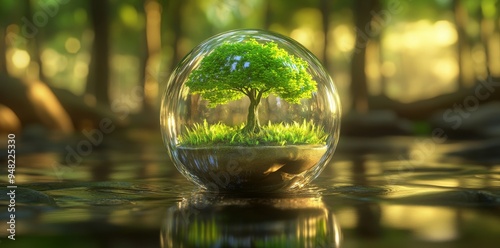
{"left": 0, "top": 129, "right": 499, "bottom": 247}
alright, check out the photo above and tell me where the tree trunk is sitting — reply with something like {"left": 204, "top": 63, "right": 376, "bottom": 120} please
{"left": 243, "top": 90, "right": 262, "bottom": 133}
{"left": 87, "top": 0, "right": 110, "bottom": 106}
{"left": 141, "top": 0, "right": 162, "bottom": 113}
{"left": 350, "top": 0, "right": 378, "bottom": 113}
{"left": 454, "top": 0, "right": 469, "bottom": 88}
{"left": 25, "top": 0, "right": 46, "bottom": 82}
{"left": 320, "top": 0, "right": 331, "bottom": 68}
{"left": 479, "top": 0, "right": 500, "bottom": 76}
{"left": 0, "top": 27, "right": 7, "bottom": 74}
{"left": 244, "top": 100, "right": 260, "bottom": 133}
{"left": 264, "top": 0, "right": 272, "bottom": 29}
{"left": 169, "top": 0, "right": 182, "bottom": 72}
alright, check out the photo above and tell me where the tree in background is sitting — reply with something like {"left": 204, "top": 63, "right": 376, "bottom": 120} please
{"left": 86, "top": 0, "right": 110, "bottom": 106}
{"left": 141, "top": 0, "right": 162, "bottom": 113}
{"left": 24, "top": 0, "right": 46, "bottom": 82}
{"left": 454, "top": 0, "right": 467, "bottom": 89}
{"left": 186, "top": 39, "right": 317, "bottom": 133}
{"left": 0, "top": 22, "right": 8, "bottom": 74}
{"left": 320, "top": 0, "right": 331, "bottom": 69}
{"left": 0, "top": 0, "right": 498, "bottom": 133}
{"left": 350, "top": 0, "right": 380, "bottom": 113}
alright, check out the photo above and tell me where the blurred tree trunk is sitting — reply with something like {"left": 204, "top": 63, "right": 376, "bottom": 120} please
{"left": 86, "top": 0, "right": 110, "bottom": 106}
{"left": 350, "top": 0, "right": 379, "bottom": 113}
{"left": 167, "top": 0, "right": 200, "bottom": 123}
{"left": 454, "top": 0, "right": 469, "bottom": 89}
{"left": 494, "top": 0, "right": 500, "bottom": 76}
{"left": 480, "top": 0, "right": 500, "bottom": 76}
{"left": 169, "top": 0, "right": 182, "bottom": 72}
{"left": 140, "top": 0, "right": 162, "bottom": 113}
{"left": 138, "top": 4, "right": 148, "bottom": 112}
{"left": 320, "top": 0, "right": 331, "bottom": 69}
{"left": 25, "top": 0, "right": 46, "bottom": 82}
{"left": 378, "top": 42, "right": 387, "bottom": 96}
{"left": 264, "top": 0, "right": 272, "bottom": 30}
{"left": 0, "top": 27, "right": 7, "bottom": 74}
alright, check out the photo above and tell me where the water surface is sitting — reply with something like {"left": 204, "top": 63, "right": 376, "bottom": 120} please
{"left": 1, "top": 131, "right": 499, "bottom": 247}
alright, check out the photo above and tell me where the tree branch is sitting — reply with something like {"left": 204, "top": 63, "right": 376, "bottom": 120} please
{"left": 241, "top": 87, "right": 251, "bottom": 95}
{"left": 232, "top": 87, "right": 247, "bottom": 95}
{"left": 256, "top": 90, "right": 264, "bottom": 103}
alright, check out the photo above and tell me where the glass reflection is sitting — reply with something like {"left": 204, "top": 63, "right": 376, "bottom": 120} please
{"left": 161, "top": 193, "right": 342, "bottom": 248}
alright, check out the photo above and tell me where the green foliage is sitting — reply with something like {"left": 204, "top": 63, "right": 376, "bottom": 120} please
{"left": 185, "top": 39, "right": 317, "bottom": 107}
{"left": 178, "top": 120, "right": 327, "bottom": 146}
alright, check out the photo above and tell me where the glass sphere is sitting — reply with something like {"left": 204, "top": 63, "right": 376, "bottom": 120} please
{"left": 160, "top": 29, "right": 341, "bottom": 193}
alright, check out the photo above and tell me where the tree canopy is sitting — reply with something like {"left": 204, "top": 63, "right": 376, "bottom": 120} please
{"left": 185, "top": 39, "right": 317, "bottom": 132}
{"left": 186, "top": 39, "right": 316, "bottom": 106}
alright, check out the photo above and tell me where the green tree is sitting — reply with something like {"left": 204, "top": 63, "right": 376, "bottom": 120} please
{"left": 186, "top": 39, "right": 317, "bottom": 133}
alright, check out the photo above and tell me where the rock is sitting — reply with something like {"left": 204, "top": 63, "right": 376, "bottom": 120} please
{"left": 0, "top": 187, "right": 57, "bottom": 206}
{"left": 444, "top": 138, "right": 500, "bottom": 164}
{"left": 430, "top": 101, "right": 500, "bottom": 139}
{"left": 0, "top": 104, "right": 21, "bottom": 134}
{"left": 341, "top": 110, "right": 413, "bottom": 136}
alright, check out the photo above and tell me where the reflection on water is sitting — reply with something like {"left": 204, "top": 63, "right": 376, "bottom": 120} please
{"left": 161, "top": 193, "right": 341, "bottom": 248}
{"left": 2, "top": 133, "right": 500, "bottom": 247}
